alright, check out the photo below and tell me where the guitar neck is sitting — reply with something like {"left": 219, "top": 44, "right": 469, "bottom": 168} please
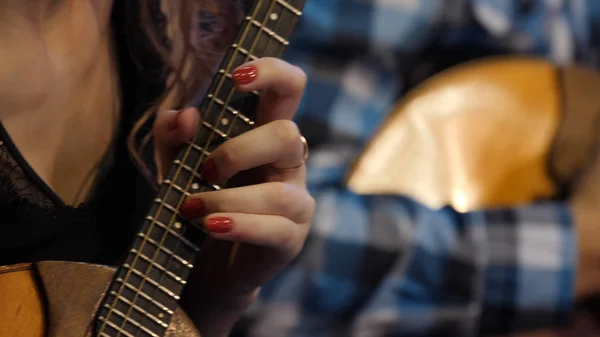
{"left": 95, "top": 1, "right": 306, "bottom": 336}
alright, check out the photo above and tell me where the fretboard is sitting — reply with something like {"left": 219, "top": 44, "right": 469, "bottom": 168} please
{"left": 94, "top": 1, "right": 306, "bottom": 336}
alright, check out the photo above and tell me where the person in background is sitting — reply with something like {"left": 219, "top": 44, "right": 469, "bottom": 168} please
{"left": 234, "top": 1, "right": 600, "bottom": 336}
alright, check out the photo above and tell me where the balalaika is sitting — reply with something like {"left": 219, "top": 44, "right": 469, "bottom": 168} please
{"left": 0, "top": 0, "right": 306, "bottom": 336}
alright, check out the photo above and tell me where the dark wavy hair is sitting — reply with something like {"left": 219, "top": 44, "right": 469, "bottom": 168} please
{"left": 123, "top": 0, "right": 244, "bottom": 183}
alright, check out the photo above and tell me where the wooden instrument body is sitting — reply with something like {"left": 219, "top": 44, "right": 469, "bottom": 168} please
{"left": 0, "top": 1, "right": 307, "bottom": 336}
{"left": 0, "top": 262, "right": 199, "bottom": 337}
{"left": 344, "top": 56, "right": 600, "bottom": 334}
{"left": 346, "top": 56, "right": 600, "bottom": 212}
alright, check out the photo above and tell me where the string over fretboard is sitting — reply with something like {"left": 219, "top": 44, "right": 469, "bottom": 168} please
{"left": 94, "top": 1, "right": 306, "bottom": 336}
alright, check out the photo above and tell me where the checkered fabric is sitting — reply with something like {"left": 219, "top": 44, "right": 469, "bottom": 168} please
{"left": 234, "top": 1, "right": 599, "bottom": 336}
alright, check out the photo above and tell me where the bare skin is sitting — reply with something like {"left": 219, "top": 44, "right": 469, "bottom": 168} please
{"left": 0, "top": 0, "right": 118, "bottom": 204}
{"left": 0, "top": 1, "right": 315, "bottom": 337}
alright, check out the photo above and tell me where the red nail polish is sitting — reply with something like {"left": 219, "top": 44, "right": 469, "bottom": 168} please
{"left": 202, "top": 159, "right": 219, "bottom": 182}
{"left": 167, "top": 110, "right": 183, "bottom": 130}
{"left": 180, "top": 199, "right": 205, "bottom": 219}
{"left": 205, "top": 217, "right": 233, "bottom": 233}
{"left": 232, "top": 66, "right": 258, "bottom": 85}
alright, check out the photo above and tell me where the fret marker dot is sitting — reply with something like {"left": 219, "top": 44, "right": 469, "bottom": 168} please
{"left": 191, "top": 183, "right": 200, "bottom": 190}
{"left": 221, "top": 118, "right": 229, "bottom": 125}
{"left": 174, "top": 222, "right": 182, "bottom": 229}
{"left": 158, "top": 313, "right": 164, "bottom": 318}
{"left": 270, "top": 13, "right": 279, "bottom": 20}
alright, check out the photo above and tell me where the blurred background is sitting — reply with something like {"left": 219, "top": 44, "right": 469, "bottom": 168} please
{"left": 234, "top": 1, "right": 600, "bottom": 336}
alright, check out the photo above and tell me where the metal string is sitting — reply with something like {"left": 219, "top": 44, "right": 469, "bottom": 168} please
{"left": 217, "top": 1, "right": 293, "bottom": 268}
{"left": 99, "top": 3, "right": 265, "bottom": 337}
{"left": 136, "top": 2, "right": 284, "bottom": 334}
{"left": 125, "top": 1, "right": 276, "bottom": 337}
{"left": 99, "top": 1, "right": 301, "bottom": 336}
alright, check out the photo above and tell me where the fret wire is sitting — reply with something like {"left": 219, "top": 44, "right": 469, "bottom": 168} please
{"left": 157, "top": 0, "right": 276, "bottom": 272}
{"left": 172, "top": 159, "right": 203, "bottom": 181}
{"left": 222, "top": 3, "right": 291, "bottom": 139}
{"left": 108, "top": 291, "right": 168, "bottom": 328}
{"left": 165, "top": 0, "right": 301, "bottom": 307}
{"left": 98, "top": 1, "right": 305, "bottom": 335}
{"left": 129, "top": 248, "right": 186, "bottom": 285}
{"left": 165, "top": 0, "right": 299, "bottom": 322}
{"left": 189, "top": 140, "right": 213, "bottom": 156}
{"left": 122, "top": 263, "right": 180, "bottom": 300}
{"left": 136, "top": 1, "right": 280, "bottom": 331}
{"left": 144, "top": 215, "right": 199, "bottom": 253}
{"left": 195, "top": 0, "right": 274, "bottom": 138}
{"left": 161, "top": 180, "right": 191, "bottom": 198}
{"left": 136, "top": 0, "right": 270, "bottom": 329}
{"left": 136, "top": 232, "right": 192, "bottom": 268}
{"left": 106, "top": 296, "right": 168, "bottom": 329}
{"left": 153, "top": 198, "right": 180, "bottom": 215}
{"left": 103, "top": 306, "right": 158, "bottom": 337}
{"left": 116, "top": 278, "right": 175, "bottom": 315}
{"left": 98, "top": 316, "right": 136, "bottom": 337}
{"left": 169, "top": 158, "right": 220, "bottom": 192}
{"left": 168, "top": 0, "right": 284, "bottom": 298}
{"left": 211, "top": 0, "right": 297, "bottom": 279}
{"left": 178, "top": 172, "right": 220, "bottom": 192}
{"left": 105, "top": 170, "right": 202, "bottom": 330}
{"left": 101, "top": 2, "right": 273, "bottom": 335}
{"left": 277, "top": 0, "right": 302, "bottom": 15}
{"left": 206, "top": 0, "right": 278, "bottom": 142}
{"left": 247, "top": 17, "right": 289, "bottom": 45}
{"left": 174, "top": 1, "right": 278, "bottom": 238}
{"left": 229, "top": 44, "right": 258, "bottom": 60}
{"left": 201, "top": 120, "right": 229, "bottom": 139}
{"left": 206, "top": 91, "right": 253, "bottom": 125}
{"left": 221, "top": 0, "right": 301, "bottom": 140}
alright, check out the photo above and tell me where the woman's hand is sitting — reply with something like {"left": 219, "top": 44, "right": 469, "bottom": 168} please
{"left": 152, "top": 57, "right": 315, "bottom": 336}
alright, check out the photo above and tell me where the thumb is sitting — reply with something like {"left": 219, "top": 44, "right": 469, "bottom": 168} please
{"left": 153, "top": 107, "right": 200, "bottom": 180}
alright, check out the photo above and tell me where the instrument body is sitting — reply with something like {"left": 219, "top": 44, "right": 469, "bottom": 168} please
{"left": 0, "top": 0, "right": 306, "bottom": 336}
{"left": 0, "top": 262, "right": 199, "bottom": 337}
{"left": 346, "top": 56, "right": 600, "bottom": 212}
{"left": 344, "top": 55, "right": 600, "bottom": 335}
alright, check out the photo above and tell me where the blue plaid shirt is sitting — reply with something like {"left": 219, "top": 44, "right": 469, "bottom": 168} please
{"left": 235, "top": 1, "right": 599, "bottom": 336}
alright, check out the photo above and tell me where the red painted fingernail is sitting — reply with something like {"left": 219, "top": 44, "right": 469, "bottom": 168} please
{"left": 202, "top": 159, "right": 219, "bottom": 182}
{"left": 205, "top": 217, "right": 233, "bottom": 233}
{"left": 167, "top": 110, "right": 183, "bottom": 130}
{"left": 180, "top": 199, "right": 205, "bottom": 219}
{"left": 232, "top": 66, "right": 258, "bottom": 85}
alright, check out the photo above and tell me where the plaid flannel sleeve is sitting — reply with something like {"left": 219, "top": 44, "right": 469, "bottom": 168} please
{"left": 237, "top": 188, "right": 576, "bottom": 337}
{"left": 477, "top": 204, "right": 576, "bottom": 335}
{"left": 236, "top": 62, "right": 578, "bottom": 334}
{"left": 233, "top": 1, "right": 593, "bottom": 336}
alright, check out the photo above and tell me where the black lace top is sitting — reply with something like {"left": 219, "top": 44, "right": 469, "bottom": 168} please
{"left": 0, "top": 1, "right": 162, "bottom": 267}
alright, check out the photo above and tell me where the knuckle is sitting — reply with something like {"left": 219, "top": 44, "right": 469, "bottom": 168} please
{"left": 273, "top": 120, "right": 300, "bottom": 145}
{"left": 269, "top": 182, "right": 297, "bottom": 216}
{"left": 269, "top": 58, "right": 306, "bottom": 93}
